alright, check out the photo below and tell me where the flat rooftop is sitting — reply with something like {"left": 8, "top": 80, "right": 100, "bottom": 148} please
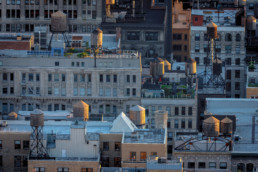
{"left": 122, "top": 129, "right": 166, "bottom": 144}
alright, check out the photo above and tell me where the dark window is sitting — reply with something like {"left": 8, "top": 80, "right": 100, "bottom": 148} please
{"left": 204, "top": 34, "right": 209, "bottom": 41}
{"left": 188, "top": 162, "right": 195, "bottom": 168}
{"left": 48, "top": 74, "right": 52, "bottom": 81}
{"left": 23, "top": 156, "right": 28, "bottom": 167}
{"left": 0, "top": 140, "right": 2, "bottom": 149}
{"left": 100, "top": 74, "right": 103, "bottom": 82}
{"left": 173, "top": 34, "right": 182, "bottom": 40}
{"left": 57, "top": 168, "right": 69, "bottom": 172}
{"left": 10, "top": 73, "right": 14, "bottom": 81}
{"left": 55, "top": 61, "right": 59, "bottom": 66}
{"left": 103, "top": 142, "right": 109, "bottom": 151}
{"left": 126, "top": 88, "right": 130, "bottom": 96}
{"left": 145, "top": 32, "right": 158, "bottom": 41}
{"left": 199, "top": 162, "right": 206, "bottom": 168}
{"left": 0, "top": 156, "right": 2, "bottom": 167}
{"left": 132, "top": 88, "right": 136, "bottom": 96}
{"left": 235, "top": 58, "right": 240, "bottom": 65}
{"left": 113, "top": 74, "right": 117, "bottom": 83}
{"left": 36, "top": 74, "right": 40, "bottom": 81}
{"left": 140, "top": 152, "right": 147, "bottom": 161}
{"left": 62, "top": 74, "right": 66, "bottom": 82}
{"left": 127, "top": 32, "right": 140, "bottom": 40}
{"left": 225, "top": 33, "right": 232, "bottom": 41}
{"left": 182, "top": 107, "right": 185, "bottom": 115}
{"left": 80, "top": 74, "right": 85, "bottom": 82}
{"left": 184, "top": 34, "right": 188, "bottom": 41}
{"left": 14, "top": 156, "right": 21, "bottom": 167}
{"left": 115, "top": 142, "right": 121, "bottom": 151}
{"left": 195, "top": 33, "right": 200, "bottom": 41}
{"left": 102, "top": 157, "right": 109, "bottom": 167}
{"left": 209, "top": 162, "right": 216, "bottom": 169}
{"left": 175, "top": 107, "right": 179, "bottom": 115}
{"left": 74, "top": 74, "right": 78, "bottom": 82}
{"left": 173, "top": 45, "right": 182, "bottom": 51}
{"left": 226, "top": 70, "right": 231, "bottom": 79}
{"left": 2, "top": 87, "right": 8, "bottom": 94}
{"left": 54, "top": 104, "right": 59, "bottom": 111}
{"left": 23, "top": 141, "right": 29, "bottom": 150}
{"left": 14, "top": 140, "right": 21, "bottom": 149}
{"left": 3, "top": 73, "right": 7, "bottom": 81}
{"left": 106, "top": 75, "right": 110, "bottom": 82}
{"left": 114, "top": 157, "right": 121, "bottom": 167}
{"left": 235, "top": 82, "right": 240, "bottom": 90}
{"left": 174, "top": 119, "right": 179, "bottom": 128}
{"left": 188, "top": 107, "right": 192, "bottom": 115}
{"left": 167, "top": 120, "right": 171, "bottom": 128}
{"left": 28, "top": 73, "right": 33, "bottom": 81}
{"left": 195, "top": 57, "right": 199, "bottom": 64}
{"left": 181, "top": 119, "right": 185, "bottom": 128}
{"left": 126, "top": 75, "right": 130, "bottom": 82}
{"left": 188, "top": 119, "right": 192, "bottom": 128}
{"left": 226, "top": 58, "right": 231, "bottom": 65}
{"left": 133, "top": 75, "right": 136, "bottom": 83}
{"left": 88, "top": 74, "right": 91, "bottom": 82}
{"left": 235, "top": 70, "right": 240, "bottom": 78}
{"left": 236, "top": 34, "right": 241, "bottom": 42}
{"left": 184, "top": 45, "right": 188, "bottom": 52}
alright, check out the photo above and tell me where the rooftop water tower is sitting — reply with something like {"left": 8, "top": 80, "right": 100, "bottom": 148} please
{"left": 91, "top": 28, "right": 103, "bottom": 68}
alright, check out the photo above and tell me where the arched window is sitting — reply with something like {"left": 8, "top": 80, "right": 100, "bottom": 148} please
{"left": 237, "top": 163, "right": 245, "bottom": 172}
{"left": 246, "top": 163, "right": 254, "bottom": 172}
{"left": 225, "top": 33, "right": 232, "bottom": 41}
{"left": 236, "top": 33, "right": 241, "bottom": 42}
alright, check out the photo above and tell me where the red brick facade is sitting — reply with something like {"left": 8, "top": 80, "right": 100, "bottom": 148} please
{"left": 192, "top": 15, "right": 203, "bottom": 26}
{"left": 0, "top": 41, "right": 31, "bottom": 50}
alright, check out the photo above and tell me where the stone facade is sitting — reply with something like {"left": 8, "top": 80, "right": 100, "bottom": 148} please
{"left": 0, "top": 0, "right": 102, "bottom": 33}
{"left": 0, "top": 53, "right": 141, "bottom": 117}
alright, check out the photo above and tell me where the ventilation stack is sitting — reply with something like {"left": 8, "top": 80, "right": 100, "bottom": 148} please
{"left": 30, "top": 109, "right": 49, "bottom": 158}
{"left": 129, "top": 105, "right": 146, "bottom": 129}
{"left": 73, "top": 100, "right": 89, "bottom": 121}
{"left": 154, "top": 110, "right": 168, "bottom": 129}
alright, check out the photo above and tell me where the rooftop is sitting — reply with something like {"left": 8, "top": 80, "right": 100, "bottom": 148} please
{"left": 122, "top": 129, "right": 166, "bottom": 144}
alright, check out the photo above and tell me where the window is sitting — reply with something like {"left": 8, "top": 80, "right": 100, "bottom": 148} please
{"left": 204, "top": 44, "right": 210, "bottom": 52}
{"left": 74, "top": 74, "right": 78, "bottom": 82}
{"left": 48, "top": 74, "right": 52, "bottom": 82}
{"left": 195, "top": 43, "right": 200, "bottom": 52}
{"left": 174, "top": 119, "right": 179, "bottom": 128}
{"left": 0, "top": 140, "right": 2, "bottom": 149}
{"left": 173, "top": 34, "right": 182, "bottom": 40}
{"left": 73, "top": 88, "right": 78, "bottom": 96}
{"left": 195, "top": 57, "right": 200, "bottom": 64}
{"left": 235, "top": 70, "right": 240, "bottom": 78}
{"left": 167, "top": 119, "right": 171, "bottom": 128}
{"left": 100, "top": 74, "right": 103, "bottom": 82}
{"left": 81, "top": 168, "right": 93, "bottom": 172}
{"left": 220, "top": 162, "right": 227, "bottom": 169}
{"left": 54, "top": 104, "right": 59, "bottom": 111}
{"left": 209, "top": 162, "right": 216, "bottom": 169}
{"left": 166, "top": 106, "right": 171, "bottom": 116}
{"left": 127, "top": 32, "right": 140, "bottom": 40}
{"left": 132, "top": 88, "right": 136, "bottom": 96}
{"left": 2, "top": 87, "right": 7, "bottom": 94}
{"left": 188, "top": 119, "right": 192, "bottom": 128}
{"left": 236, "top": 33, "right": 241, "bottom": 42}
{"left": 106, "top": 75, "right": 110, "bottom": 82}
{"left": 126, "top": 88, "right": 130, "bottom": 96}
{"left": 103, "top": 142, "right": 109, "bottom": 151}
{"left": 113, "top": 88, "right": 117, "bottom": 97}
{"left": 173, "top": 45, "right": 181, "bottom": 51}
{"left": 29, "top": 73, "right": 33, "bottom": 81}
{"left": 195, "top": 33, "right": 200, "bottom": 41}
{"left": 175, "top": 107, "right": 179, "bottom": 115}
{"left": 87, "top": 88, "right": 91, "bottom": 96}
{"left": 226, "top": 58, "right": 231, "bottom": 65}
{"left": 88, "top": 74, "right": 91, "bottom": 82}
{"left": 15, "top": 140, "right": 21, "bottom": 149}
{"left": 225, "top": 33, "right": 232, "bottom": 41}
{"left": 99, "top": 88, "right": 103, "bottom": 96}
{"left": 113, "top": 105, "right": 117, "bottom": 114}
{"left": 225, "top": 45, "right": 231, "bottom": 54}
{"left": 184, "top": 45, "right": 188, "bottom": 52}
{"left": 226, "top": 82, "right": 231, "bottom": 92}
{"left": 36, "top": 73, "right": 40, "bottom": 81}
{"left": 151, "top": 152, "right": 157, "bottom": 157}
{"left": 182, "top": 107, "right": 185, "bottom": 115}
{"left": 23, "top": 155, "right": 28, "bottom": 167}
{"left": 99, "top": 105, "right": 103, "bottom": 113}
{"left": 10, "top": 73, "right": 14, "bottom": 81}
{"left": 55, "top": 61, "right": 59, "bottom": 66}
{"left": 22, "top": 73, "right": 26, "bottom": 82}
{"left": 215, "top": 44, "right": 221, "bottom": 53}
{"left": 34, "top": 167, "right": 45, "bottom": 172}
{"left": 105, "top": 88, "right": 111, "bottom": 96}
{"left": 23, "top": 141, "right": 29, "bottom": 150}
{"left": 133, "top": 75, "right": 136, "bottom": 83}
{"left": 145, "top": 32, "right": 158, "bottom": 41}
{"left": 3, "top": 73, "right": 7, "bottom": 81}
{"left": 235, "top": 58, "right": 240, "bottom": 65}
{"left": 48, "top": 87, "right": 52, "bottom": 95}
{"left": 115, "top": 142, "right": 121, "bottom": 151}
{"left": 14, "top": 156, "right": 21, "bottom": 167}
{"left": 113, "top": 74, "right": 117, "bottom": 83}
{"left": 126, "top": 75, "right": 130, "bottom": 82}
{"left": 199, "top": 162, "right": 206, "bottom": 168}
{"left": 181, "top": 119, "right": 185, "bottom": 129}
{"left": 188, "top": 162, "right": 195, "bottom": 168}
{"left": 184, "top": 34, "right": 188, "bottom": 41}
{"left": 106, "top": 105, "right": 111, "bottom": 113}
{"left": 188, "top": 107, "right": 192, "bottom": 115}
{"left": 57, "top": 168, "right": 69, "bottom": 172}
{"left": 235, "top": 82, "right": 240, "bottom": 90}
{"left": 0, "top": 156, "right": 2, "bottom": 167}
{"left": 226, "top": 70, "right": 231, "bottom": 79}
{"left": 80, "top": 88, "right": 85, "bottom": 96}
{"left": 48, "top": 104, "right": 52, "bottom": 111}
{"left": 140, "top": 152, "right": 147, "bottom": 161}
{"left": 130, "top": 152, "right": 136, "bottom": 161}
{"left": 62, "top": 74, "right": 66, "bottom": 82}
{"left": 114, "top": 157, "right": 121, "bottom": 167}
{"left": 235, "top": 45, "right": 240, "bottom": 54}
{"left": 79, "top": 74, "right": 85, "bottom": 82}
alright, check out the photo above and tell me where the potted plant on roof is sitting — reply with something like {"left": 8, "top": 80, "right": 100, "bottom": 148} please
{"left": 249, "top": 60, "right": 255, "bottom": 72}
